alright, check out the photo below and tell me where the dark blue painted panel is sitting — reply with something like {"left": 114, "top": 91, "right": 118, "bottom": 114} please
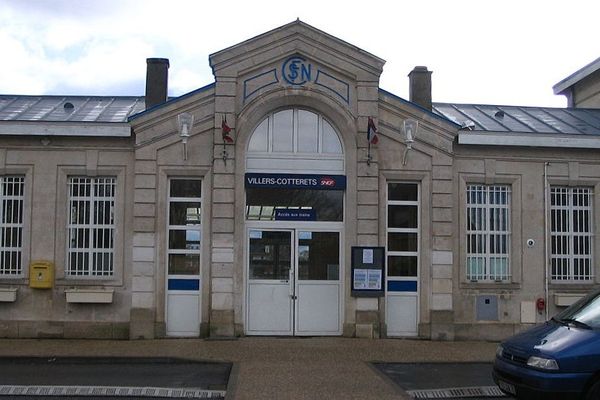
{"left": 387, "top": 280, "right": 418, "bottom": 292}
{"left": 168, "top": 279, "right": 200, "bottom": 291}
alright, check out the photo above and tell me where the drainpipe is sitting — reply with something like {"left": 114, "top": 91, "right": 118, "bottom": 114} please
{"left": 544, "top": 162, "right": 549, "bottom": 321}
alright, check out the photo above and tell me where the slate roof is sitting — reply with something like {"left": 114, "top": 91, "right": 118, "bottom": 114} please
{"left": 0, "top": 95, "right": 145, "bottom": 123}
{"left": 2, "top": 94, "right": 600, "bottom": 139}
{"left": 433, "top": 103, "right": 600, "bottom": 136}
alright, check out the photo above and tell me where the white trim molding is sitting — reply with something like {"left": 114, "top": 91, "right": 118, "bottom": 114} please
{"left": 0, "top": 122, "right": 131, "bottom": 137}
{"left": 458, "top": 131, "right": 600, "bottom": 149}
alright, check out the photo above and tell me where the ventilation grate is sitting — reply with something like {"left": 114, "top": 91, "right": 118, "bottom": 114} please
{"left": 407, "top": 385, "right": 507, "bottom": 399}
{"left": 0, "top": 385, "right": 226, "bottom": 398}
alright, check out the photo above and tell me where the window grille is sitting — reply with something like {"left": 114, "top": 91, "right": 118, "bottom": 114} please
{"left": 0, "top": 176, "right": 24, "bottom": 275}
{"left": 67, "top": 177, "right": 115, "bottom": 277}
{"left": 466, "top": 185, "right": 511, "bottom": 282}
{"left": 167, "top": 179, "right": 202, "bottom": 276}
{"left": 550, "top": 186, "right": 593, "bottom": 281}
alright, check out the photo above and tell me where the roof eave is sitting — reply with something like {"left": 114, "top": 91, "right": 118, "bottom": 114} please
{"left": 553, "top": 56, "right": 600, "bottom": 95}
{"left": 128, "top": 83, "right": 215, "bottom": 122}
{"left": 380, "top": 89, "right": 461, "bottom": 129}
{"left": 458, "top": 131, "right": 600, "bottom": 149}
{"left": 0, "top": 121, "right": 131, "bottom": 137}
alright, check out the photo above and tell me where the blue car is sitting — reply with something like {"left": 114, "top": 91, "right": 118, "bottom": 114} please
{"left": 493, "top": 288, "right": 600, "bottom": 399}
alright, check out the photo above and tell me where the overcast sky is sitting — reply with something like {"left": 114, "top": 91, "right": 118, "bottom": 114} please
{"left": 1, "top": 0, "right": 598, "bottom": 107}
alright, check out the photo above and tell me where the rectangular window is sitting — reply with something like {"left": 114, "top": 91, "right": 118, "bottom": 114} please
{"left": 168, "top": 179, "right": 201, "bottom": 276}
{"left": 245, "top": 188, "right": 343, "bottom": 222}
{"left": 387, "top": 183, "right": 419, "bottom": 278}
{"left": 67, "top": 177, "right": 115, "bottom": 277}
{"left": 551, "top": 186, "right": 593, "bottom": 281}
{"left": 0, "top": 176, "right": 24, "bottom": 276}
{"left": 466, "top": 185, "right": 511, "bottom": 282}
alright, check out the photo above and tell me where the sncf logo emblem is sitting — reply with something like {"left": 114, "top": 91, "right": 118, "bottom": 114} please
{"left": 282, "top": 56, "right": 312, "bottom": 85}
{"left": 320, "top": 177, "right": 335, "bottom": 186}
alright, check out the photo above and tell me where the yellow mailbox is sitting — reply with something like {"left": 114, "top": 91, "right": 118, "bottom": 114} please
{"left": 29, "top": 261, "right": 54, "bottom": 289}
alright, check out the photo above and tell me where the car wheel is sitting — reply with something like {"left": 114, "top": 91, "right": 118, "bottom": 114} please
{"left": 585, "top": 379, "right": 600, "bottom": 400}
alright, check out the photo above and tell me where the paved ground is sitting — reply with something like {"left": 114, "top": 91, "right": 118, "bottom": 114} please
{"left": 0, "top": 357, "right": 230, "bottom": 389}
{"left": 0, "top": 338, "right": 499, "bottom": 399}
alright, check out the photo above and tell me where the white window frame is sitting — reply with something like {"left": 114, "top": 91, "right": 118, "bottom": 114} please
{"left": 166, "top": 178, "right": 202, "bottom": 276}
{"left": 386, "top": 182, "right": 420, "bottom": 280}
{"left": 0, "top": 176, "right": 25, "bottom": 276}
{"left": 66, "top": 176, "right": 116, "bottom": 277}
{"left": 248, "top": 108, "right": 343, "bottom": 155}
{"left": 466, "top": 184, "right": 511, "bottom": 282}
{"left": 246, "top": 108, "right": 344, "bottom": 174}
{"left": 550, "top": 186, "right": 593, "bottom": 282}
{"left": 385, "top": 181, "right": 421, "bottom": 338}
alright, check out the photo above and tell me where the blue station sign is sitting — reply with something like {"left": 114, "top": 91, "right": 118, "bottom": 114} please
{"left": 274, "top": 209, "right": 317, "bottom": 221}
{"left": 245, "top": 173, "right": 346, "bottom": 190}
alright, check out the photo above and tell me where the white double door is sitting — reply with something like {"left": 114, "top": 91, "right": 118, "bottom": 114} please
{"left": 246, "top": 227, "right": 342, "bottom": 336}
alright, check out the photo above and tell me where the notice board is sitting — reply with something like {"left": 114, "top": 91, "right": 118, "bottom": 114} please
{"left": 351, "top": 246, "right": 385, "bottom": 297}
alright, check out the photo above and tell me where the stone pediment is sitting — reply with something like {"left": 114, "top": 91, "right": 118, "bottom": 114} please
{"left": 209, "top": 20, "right": 385, "bottom": 92}
{"left": 238, "top": 54, "right": 355, "bottom": 107}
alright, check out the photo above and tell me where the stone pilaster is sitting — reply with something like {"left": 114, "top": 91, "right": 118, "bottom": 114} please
{"left": 356, "top": 81, "right": 381, "bottom": 246}
{"left": 354, "top": 80, "right": 381, "bottom": 338}
{"left": 130, "top": 159, "right": 158, "bottom": 339}
{"left": 209, "top": 76, "right": 237, "bottom": 337}
{"left": 430, "top": 156, "right": 455, "bottom": 340}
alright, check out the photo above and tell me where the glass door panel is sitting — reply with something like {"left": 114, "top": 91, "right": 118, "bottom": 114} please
{"left": 247, "top": 228, "right": 342, "bottom": 336}
{"left": 295, "top": 231, "right": 341, "bottom": 335}
{"left": 166, "top": 178, "right": 202, "bottom": 337}
{"left": 386, "top": 182, "right": 420, "bottom": 337}
{"left": 249, "top": 230, "right": 291, "bottom": 280}
{"left": 247, "top": 229, "right": 294, "bottom": 335}
{"left": 297, "top": 231, "right": 339, "bottom": 280}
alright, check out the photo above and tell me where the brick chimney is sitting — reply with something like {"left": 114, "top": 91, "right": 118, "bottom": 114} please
{"left": 145, "top": 58, "right": 170, "bottom": 109}
{"left": 409, "top": 66, "right": 432, "bottom": 110}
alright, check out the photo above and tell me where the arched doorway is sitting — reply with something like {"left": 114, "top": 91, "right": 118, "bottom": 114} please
{"left": 244, "top": 108, "right": 345, "bottom": 335}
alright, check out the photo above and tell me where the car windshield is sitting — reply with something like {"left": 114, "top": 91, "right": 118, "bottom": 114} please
{"left": 554, "top": 290, "right": 600, "bottom": 329}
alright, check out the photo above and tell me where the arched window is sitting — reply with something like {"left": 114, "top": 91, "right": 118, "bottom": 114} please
{"left": 246, "top": 109, "right": 344, "bottom": 173}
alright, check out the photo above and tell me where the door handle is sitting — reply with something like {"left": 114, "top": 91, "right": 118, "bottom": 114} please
{"left": 289, "top": 269, "right": 294, "bottom": 299}
{"left": 289, "top": 295, "right": 297, "bottom": 300}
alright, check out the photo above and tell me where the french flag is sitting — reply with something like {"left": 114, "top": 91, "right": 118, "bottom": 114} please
{"left": 367, "top": 117, "right": 379, "bottom": 145}
{"left": 222, "top": 117, "right": 234, "bottom": 143}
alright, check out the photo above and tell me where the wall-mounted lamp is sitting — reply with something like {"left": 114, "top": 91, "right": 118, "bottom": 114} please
{"left": 177, "top": 112, "right": 194, "bottom": 160}
{"left": 402, "top": 119, "right": 418, "bottom": 166}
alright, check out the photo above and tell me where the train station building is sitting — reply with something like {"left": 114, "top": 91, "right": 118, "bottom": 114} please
{"left": 1, "top": 20, "right": 599, "bottom": 340}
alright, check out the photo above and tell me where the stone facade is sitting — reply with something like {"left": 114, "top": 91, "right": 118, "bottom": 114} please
{"left": 0, "top": 136, "right": 134, "bottom": 338}
{"left": 0, "top": 21, "right": 599, "bottom": 340}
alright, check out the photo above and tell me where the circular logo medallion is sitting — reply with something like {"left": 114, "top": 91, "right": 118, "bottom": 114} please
{"left": 282, "top": 56, "right": 312, "bottom": 85}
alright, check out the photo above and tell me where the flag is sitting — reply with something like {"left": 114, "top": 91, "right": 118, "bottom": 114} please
{"left": 367, "top": 117, "right": 379, "bottom": 145}
{"left": 222, "top": 116, "right": 234, "bottom": 143}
